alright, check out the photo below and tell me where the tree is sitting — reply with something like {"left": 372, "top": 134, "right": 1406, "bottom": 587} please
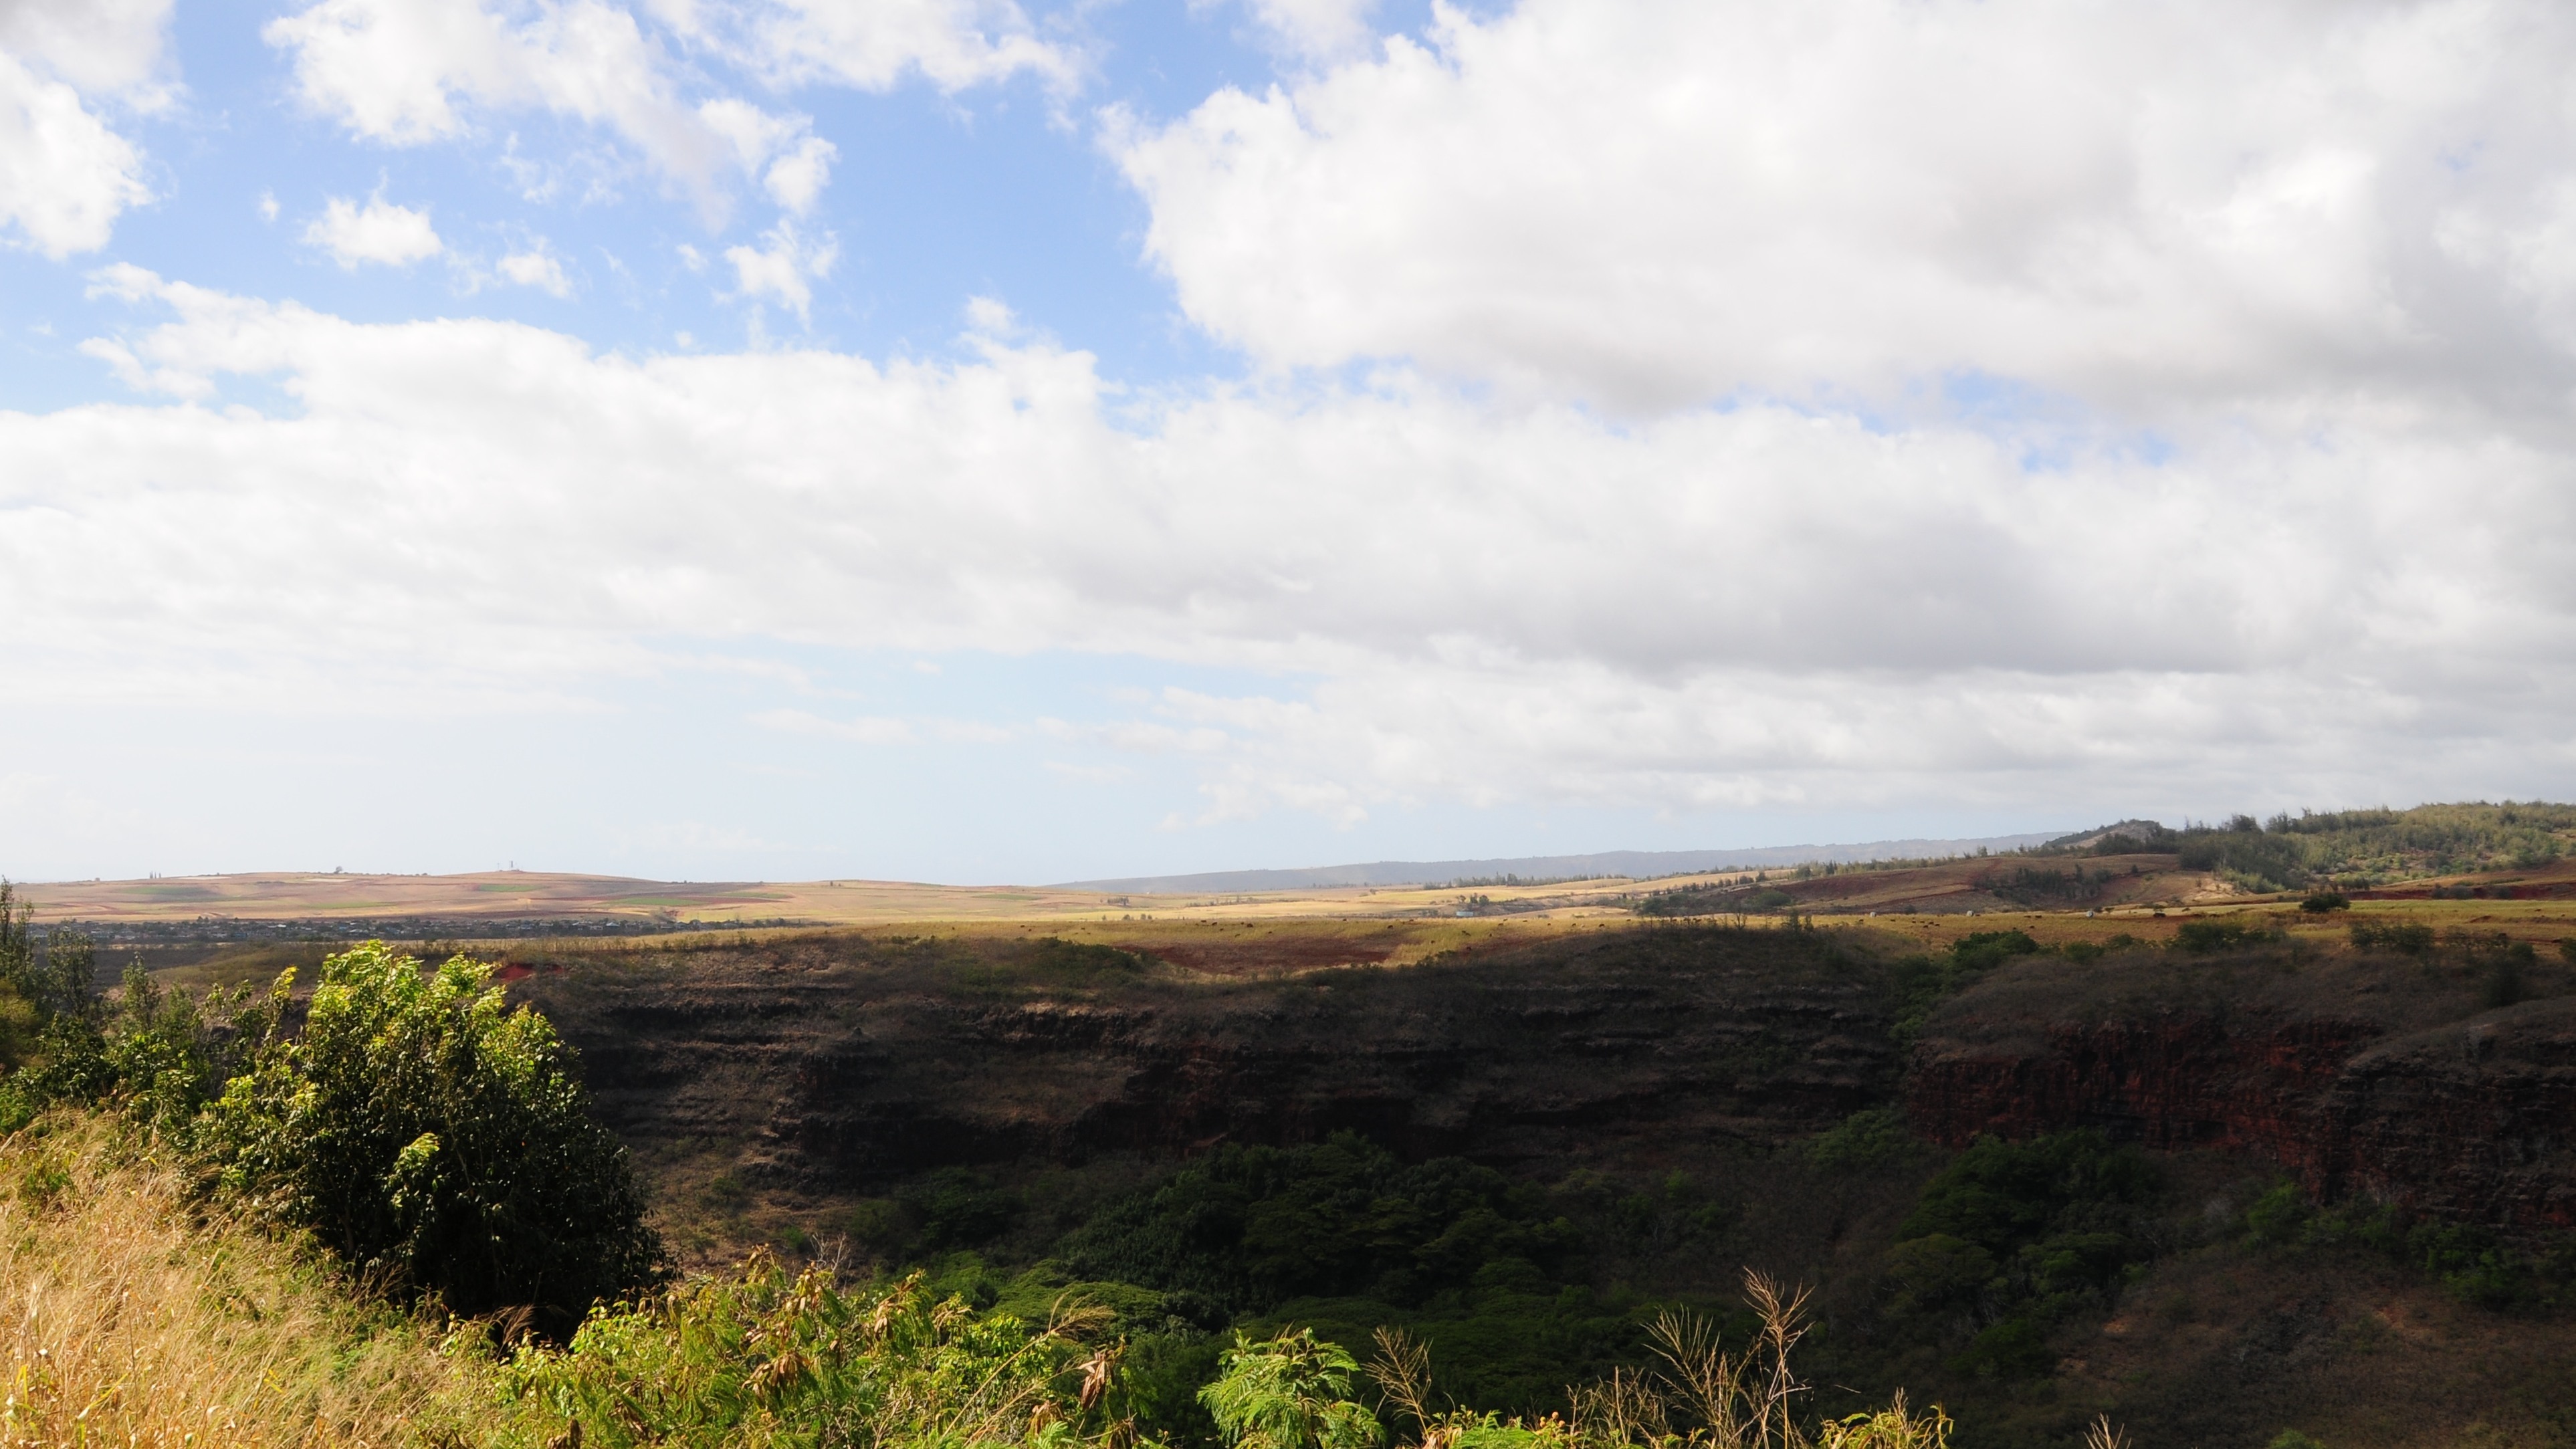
{"left": 201, "top": 941, "right": 665, "bottom": 1335}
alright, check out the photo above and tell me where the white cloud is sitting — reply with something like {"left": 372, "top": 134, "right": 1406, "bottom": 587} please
{"left": 724, "top": 218, "right": 833, "bottom": 314}
{"left": 498, "top": 241, "right": 573, "bottom": 296}
{"left": 0, "top": 53, "right": 148, "bottom": 257}
{"left": 1235, "top": 0, "right": 1378, "bottom": 63}
{"left": 0, "top": 0, "right": 172, "bottom": 100}
{"left": 661, "top": 0, "right": 1076, "bottom": 94}
{"left": 0, "top": 0, "right": 168, "bottom": 257}
{"left": 263, "top": 0, "right": 1067, "bottom": 223}
{"left": 761, "top": 132, "right": 833, "bottom": 213}
{"left": 1115, "top": 0, "right": 2576, "bottom": 421}
{"left": 24, "top": 272, "right": 2576, "bottom": 822}
{"left": 265, "top": 0, "right": 802, "bottom": 219}
{"left": 304, "top": 193, "right": 443, "bottom": 268}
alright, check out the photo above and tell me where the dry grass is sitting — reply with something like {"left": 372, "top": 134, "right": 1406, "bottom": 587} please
{"left": 0, "top": 1115, "right": 502, "bottom": 1449}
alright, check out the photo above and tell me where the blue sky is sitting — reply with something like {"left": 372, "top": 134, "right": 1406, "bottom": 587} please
{"left": 7, "top": 0, "right": 2576, "bottom": 884}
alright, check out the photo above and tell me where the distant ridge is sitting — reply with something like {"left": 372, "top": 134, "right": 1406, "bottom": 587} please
{"left": 1058, "top": 832, "right": 2073, "bottom": 895}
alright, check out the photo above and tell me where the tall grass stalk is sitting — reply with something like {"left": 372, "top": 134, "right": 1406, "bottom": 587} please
{"left": 0, "top": 1115, "right": 496, "bottom": 1448}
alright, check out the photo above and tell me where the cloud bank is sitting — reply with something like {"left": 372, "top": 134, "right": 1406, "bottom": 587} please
{"left": 15, "top": 0, "right": 2576, "bottom": 840}
{"left": 15, "top": 252, "right": 2576, "bottom": 822}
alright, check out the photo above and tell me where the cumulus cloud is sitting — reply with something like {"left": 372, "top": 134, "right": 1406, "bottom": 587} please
{"left": 660, "top": 0, "right": 1076, "bottom": 94}
{"left": 0, "top": 0, "right": 173, "bottom": 99}
{"left": 265, "top": 0, "right": 804, "bottom": 219}
{"left": 304, "top": 193, "right": 444, "bottom": 268}
{"left": 265, "top": 0, "right": 1064, "bottom": 222}
{"left": 0, "top": 0, "right": 167, "bottom": 256}
{"left": 498, "top": 240, "right": 573, "bottom": 295}
{"left": 1234, "top": 0, "right": 1379, "bottom": 62}
{"left": 21, "top": 271, "right": 2576, "bottom": 820}
{"left": 1115, "top": 0, "right": 2576, "bottom": 423}
{"left": 724, "top": 218, "right": 833, "bottom": 314}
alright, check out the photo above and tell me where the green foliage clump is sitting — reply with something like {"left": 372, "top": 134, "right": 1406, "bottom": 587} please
{"left": 2267, "top": 802, "right": 2576, "bottom": 877}
{"left": 1200, "top": 1329, "right": 1383, "bottom": 1449}
{"left": 199, "top": 941, "right": 665, "bottom": 1333}
{"left": 2175, "top": 820, "right": 2310, "bottom": 893}
{"left": 1061, "top": 1133, "right": 1577, "bottom": 1317}
{"left": 506, "top": 1256, "right": 1144, "bottom": 1449}
{"left": 1881, "top": 1132, "right": 2160, "bottom": 1376}
{"left": 1806, "top": 1109, "right": 1917, "bottom": 1172}
{"left": 2298, "top": 891, "right": 2349, "bottom": 913}
{"left": 1196, "top": 1280, "right": 1957, "bottom": 1449}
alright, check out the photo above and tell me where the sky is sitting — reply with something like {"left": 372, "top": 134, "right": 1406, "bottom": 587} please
{"left": 7, "top": 0, "right": 2576, "bottom": 885}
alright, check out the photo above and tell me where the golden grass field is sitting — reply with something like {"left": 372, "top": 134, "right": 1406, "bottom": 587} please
{"left": 20, "top": 850, "right": 2576, "bottom": 962}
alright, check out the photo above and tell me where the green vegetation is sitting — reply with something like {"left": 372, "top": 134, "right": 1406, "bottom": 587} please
{"left": 1881, "top": 1133, "right": 2161, "bottom": 1381}
{"left": 1635, "top": 884, "right": 1796, "bottom": 917}
{"left": 199, "top": 941, "right": 664, "bottom": 1334}
{"left": 1889, "top": 931, "right": 2038, "bottom": 1040}
{"left": 2244, "top": 1181, "right": 2576, "bottom": 1311}
{"left": 2035, "top": 802, "right": 2576, "bottom": 887}
{"left": 0, "top": 929, "right": 664, "bottom": 1335}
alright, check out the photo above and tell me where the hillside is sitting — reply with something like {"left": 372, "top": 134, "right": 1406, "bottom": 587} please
{"left": 434, "top": 904, "right": 2576, "bottom": 1449}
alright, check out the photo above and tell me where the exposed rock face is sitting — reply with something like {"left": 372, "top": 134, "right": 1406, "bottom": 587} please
{"left": 1907, "top": 952, "right": 2576, "bottom": 1228}
{"left": 516, "top": 927, "right": 1897, "bottom": 1192}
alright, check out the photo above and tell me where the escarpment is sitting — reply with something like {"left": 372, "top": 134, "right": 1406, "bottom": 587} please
{"left": 514, "top": 926, "right": 1899, "bottom": 1192}
{"left": 1907, "top": 950, "right": 2576, "bottom": 1228}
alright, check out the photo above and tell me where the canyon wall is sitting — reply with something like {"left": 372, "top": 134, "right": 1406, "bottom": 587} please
{"left": 1908, "top": 953, "right": 2576, "bottom": 1228}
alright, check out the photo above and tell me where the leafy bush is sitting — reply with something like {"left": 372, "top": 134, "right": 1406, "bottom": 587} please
{"left": 2298, "top": 891, "right": 2349, "bottom": 913}
{"left": 1200, "top": 1276, "right": 1957, "bottom": 1449}
{"left": 508, "top": 1257, "right": 1137, "bottom": 1449}
{"left": 1201, "top": 1329, "right": 1383, "bottom": 1449}
{"left": 199, "top": 942, "right": 665, "bottom": 1334}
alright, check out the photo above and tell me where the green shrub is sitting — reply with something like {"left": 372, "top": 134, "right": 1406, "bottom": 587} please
{"left": 2299, "top": 891, "right": 2349, "bottom": 913}
{"left": 199, "top": 941, "right": 664, "bottom": 1335}
{"left": 507, "top": 1258, "right": 1134, "bottom": 1449}
{"left": 2244, "top": 1183, "right": 2311, "bottom": 1245}
{"left": 1200, "top": 1329, "right": 1383, "bottom": 1449}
